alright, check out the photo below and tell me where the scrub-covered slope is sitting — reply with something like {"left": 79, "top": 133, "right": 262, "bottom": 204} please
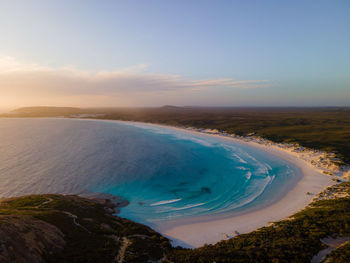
{"left": 0, "top": 194, "right": 170, "bottom": 263}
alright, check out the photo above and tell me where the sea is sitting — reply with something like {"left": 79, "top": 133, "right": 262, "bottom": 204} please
{"left": 0, "top": 118, "right": 301, "bottom": 228}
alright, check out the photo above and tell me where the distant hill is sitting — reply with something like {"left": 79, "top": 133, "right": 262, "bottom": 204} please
{"left": 11, "top": 106, "right": 83, "bottom": 116}
{"left": 159, "top": 105, "right": 186, "bottom": 111}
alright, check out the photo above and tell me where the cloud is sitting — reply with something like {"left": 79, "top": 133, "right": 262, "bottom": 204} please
{"left": 0, "top": 56, "right": 272, "bottom": 107}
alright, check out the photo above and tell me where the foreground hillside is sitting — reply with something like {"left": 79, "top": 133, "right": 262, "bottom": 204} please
{"left": 0, "top": 195, "right": 170, "bottom": 263}
{"left": 1, "top": 183, "right": 350, "bottom": 263}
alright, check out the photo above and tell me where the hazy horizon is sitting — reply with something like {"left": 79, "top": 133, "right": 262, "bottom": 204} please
{"left": 1, "top": 0, "right": 349, "bottom": 108}
{"left": 5, "top": 104, "right": 350, "bottom": 111}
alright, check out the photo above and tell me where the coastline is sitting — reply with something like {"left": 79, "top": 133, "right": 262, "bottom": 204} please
{"left": 102, "top": 119, "right": 336, "bottom": 248}
{"left": 0, "top": 117, "right": 340, "bottom": 248}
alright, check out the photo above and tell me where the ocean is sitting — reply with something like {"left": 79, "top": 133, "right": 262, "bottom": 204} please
{"left": 0, "top": 118, "right": 301, "bottom": 227}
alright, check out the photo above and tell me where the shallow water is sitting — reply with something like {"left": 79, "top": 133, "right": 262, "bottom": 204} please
{"left": 0, "top": 118, "right": 300, "bottom": 227}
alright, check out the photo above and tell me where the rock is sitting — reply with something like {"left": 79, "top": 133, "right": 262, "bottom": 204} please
{"left": 201, "top": 187, "right": 211, "bottom": 194}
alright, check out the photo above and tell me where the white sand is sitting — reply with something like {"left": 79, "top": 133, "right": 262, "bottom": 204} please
{"left": 160, "top": 135, "right": 332, "bottom": 247}
{"left": 96, "top": 119, "right": 335, "bottom": 248}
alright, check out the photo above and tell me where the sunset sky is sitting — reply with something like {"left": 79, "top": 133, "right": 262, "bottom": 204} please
{"left": 0, "top": 0, "right": 349, "bottom": 109}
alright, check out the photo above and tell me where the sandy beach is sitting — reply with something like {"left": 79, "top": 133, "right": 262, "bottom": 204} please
{"left": 107, "top": 120, "right": 335, "bottom": 248}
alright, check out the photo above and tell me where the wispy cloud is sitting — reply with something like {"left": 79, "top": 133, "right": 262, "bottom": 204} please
{"left": 0, "top": 56, "right": 272, "bottom": 107}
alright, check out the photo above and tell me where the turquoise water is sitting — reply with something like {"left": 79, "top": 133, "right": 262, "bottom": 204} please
{"left": 0, "top": 118, "right": 300, "bottom": 227}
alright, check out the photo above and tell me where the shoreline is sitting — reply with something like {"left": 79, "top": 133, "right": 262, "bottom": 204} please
{"left": 101, "top": 119, "right": 336, "bottom": 248}
{"left": 0, "top": 117, "right": 340, "bottom": 248}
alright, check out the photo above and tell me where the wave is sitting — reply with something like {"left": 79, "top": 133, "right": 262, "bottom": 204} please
{"left": 207, "top": 175, "right": 276, "bottom": 215}
{"left": 150, "top": 198, "right": 182, "bottom": 206}
{"left": 222, "top": 145, "right": 273, "bottom": 176}
{"left": 166, "top": 202, "right": 206, "bottom": 212}
{"left": 172, "top": 134, "right": 214, "bottom": 147}
{"left": 126, "top": 123, "right": 215, "bottom": 147}
{"left": 231, "top": 153, "right": 248, "bottom": 164}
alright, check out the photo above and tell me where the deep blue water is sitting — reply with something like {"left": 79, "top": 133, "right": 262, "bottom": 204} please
{"left": 0, "top": 118, "right": 300, "bottom": 227}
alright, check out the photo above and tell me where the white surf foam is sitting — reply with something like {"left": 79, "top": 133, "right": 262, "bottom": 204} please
{"left": 150, "top": 198, "right": 182, "bottom": 206}
{"left": 167, "top": 203, "right": 206, "bottom": 211}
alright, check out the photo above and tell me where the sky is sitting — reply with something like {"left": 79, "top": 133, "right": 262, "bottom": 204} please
{"left": 0, "top": 0, "right": 349, "bottom": 109}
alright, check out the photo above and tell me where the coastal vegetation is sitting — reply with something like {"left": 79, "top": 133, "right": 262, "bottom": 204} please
{"left": 1, "top": 183, "right": 349, "bottom": 262}
{"left": 325, "top": 241, "right": 350, "bottom": 263}
{"left": 0, "top": 194, "right": 170, "bottom": 263}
